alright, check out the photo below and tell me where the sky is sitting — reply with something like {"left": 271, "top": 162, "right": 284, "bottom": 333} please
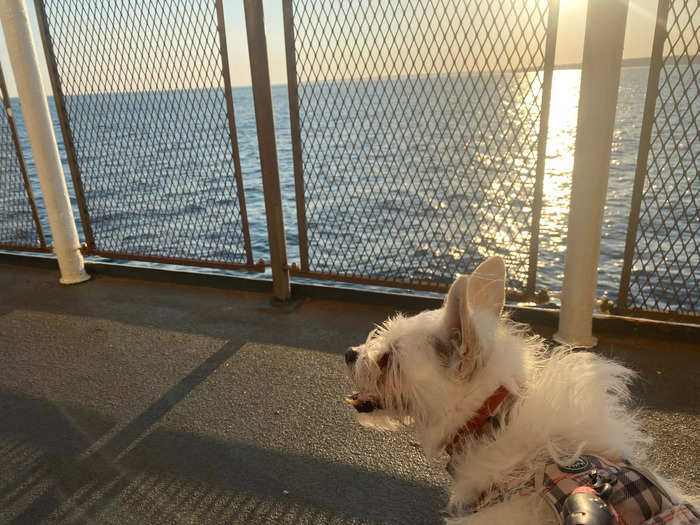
{"left": 0, "top": 0, "right": 661, "bottom": 97}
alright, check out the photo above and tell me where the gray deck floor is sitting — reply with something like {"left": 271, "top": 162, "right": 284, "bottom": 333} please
{"left": 1, "top": 262, "right": 698, "bottom": 524}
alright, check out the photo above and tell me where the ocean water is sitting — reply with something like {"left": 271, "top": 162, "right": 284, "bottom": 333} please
{"left": 6, "top": 66, "right": 695, "bottom": 306}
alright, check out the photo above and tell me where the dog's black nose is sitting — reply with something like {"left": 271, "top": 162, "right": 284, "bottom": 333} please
{"left": 345, "top": 348, "right": 358, "bottom": 365}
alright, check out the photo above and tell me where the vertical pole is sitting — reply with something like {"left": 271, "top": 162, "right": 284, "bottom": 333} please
{"left": 616, "top": 0, "right": 669, "bottom": 315}
{"left": 34, "top": 0, "right": 95, "bottom": 251}
{"left": 282, "top": 0, "right": 309, "bottom": 272}
{"left": 554, "top": 0, "right": 629, "bottom": 347}
{"left": 527, "top": 0, "right": 560, "bottom": 298}
{"left": 243, "top": 0, "right": 291, "bottom": 301}
{"left": 0, "top": 62, "right": 46, "bottom": 249}
{"left": 215, "top": 0, "right": 254, "bottom": 268}
{"left": 0, "top": 0, "right": 89, "bottom": 284}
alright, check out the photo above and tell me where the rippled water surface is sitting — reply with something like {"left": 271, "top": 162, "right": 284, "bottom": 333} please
{"left": 7, "top": 66, "right": 696, "bottom": 306}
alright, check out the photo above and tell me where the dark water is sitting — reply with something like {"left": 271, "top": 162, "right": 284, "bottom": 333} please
{"left": 7, "top": 66, "right": 697, "bottom": 308}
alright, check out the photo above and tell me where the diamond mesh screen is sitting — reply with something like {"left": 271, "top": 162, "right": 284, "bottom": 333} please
{"left": 36, "top": 0, "right": 253, "bottom": 269}
{"left": 0, "top": 66, "right": 45, "bottom": 252}
{"left": 285, "top": 0, "right": 557, "bottom": 294}
{"left": 620, "top": 0, "right": 698, "bottom": 320}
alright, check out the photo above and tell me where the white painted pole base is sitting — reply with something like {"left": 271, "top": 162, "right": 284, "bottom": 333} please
{"left": 552, "top": 331, "right": 597, "bottom": 349}
{"left": 55, "top": 244, "right": 89, "bottom": 284}
{"left": 553, "top": 0, "right": 628, "bottom": 348}
{"left": 0, "top": 0, "right": 89, "bottom": 285}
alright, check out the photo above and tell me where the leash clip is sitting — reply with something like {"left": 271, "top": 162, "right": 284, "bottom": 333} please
{"left": 562, "top": 469, "right": 620, "bottom": 525}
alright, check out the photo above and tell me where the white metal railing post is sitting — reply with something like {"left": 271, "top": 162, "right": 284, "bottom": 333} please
{"left": 554, "top": 0, "right": 629, "bottom": 347}
{"left": 0, "top": 0, "right": 89, "bottom": 284}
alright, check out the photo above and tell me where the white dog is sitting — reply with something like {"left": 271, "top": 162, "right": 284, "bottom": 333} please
{"left": 344, "top": 256, "right": 698, "bottom": 524}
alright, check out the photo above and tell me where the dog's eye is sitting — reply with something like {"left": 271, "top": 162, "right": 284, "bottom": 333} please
{"left": 377, "top": 351, "right": 391, "bottom": 369}
{"left": 432, "top": 337, "right": 454, "bottom": 364}
{"left": 450, "top": 329, "right": 462, "bottom": 348}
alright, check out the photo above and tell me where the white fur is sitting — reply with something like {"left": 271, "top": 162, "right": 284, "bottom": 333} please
{"left": 346, "top": 256, "right": 688, "bottom": 524}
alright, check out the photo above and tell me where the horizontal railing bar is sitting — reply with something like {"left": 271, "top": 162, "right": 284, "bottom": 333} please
{"left": 83, "top": 249, "right": 266, "bottom": 273}
{"left": 1, "top": 251, "right": 698, "bottom": 343}
{"left": 291, "top": 268, "right": 535, "bottom": 303}
{"left": 612, "top": 306, "right": 698, "bottom": 325}
{"left": 0, "top": 243, "right": 51, "bottom": 253}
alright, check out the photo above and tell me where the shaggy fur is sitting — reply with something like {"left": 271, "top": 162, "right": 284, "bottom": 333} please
{"left": 345, "top": 256, "right": 690, "bottom": 524}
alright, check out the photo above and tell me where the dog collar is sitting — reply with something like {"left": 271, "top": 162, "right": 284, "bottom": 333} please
{"left": 445, "top": 385, "right": 510, "bottom": 457}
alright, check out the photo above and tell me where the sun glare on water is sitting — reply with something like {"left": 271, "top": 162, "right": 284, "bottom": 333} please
{"left": 538, "top": 68, "right": 582, "bottom": 279}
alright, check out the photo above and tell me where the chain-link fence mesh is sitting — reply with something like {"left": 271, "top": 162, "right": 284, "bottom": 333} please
{"left": 36, "top": 0, "right": 254, "bottom": 270}
{"left": 0, "top": 64, "right": 46, "bottom": 252}
{"left": 618, "top": 0, "right": 698, "bottom": 321}
{"left": 284, "top": 0, "right": 558, "bottom": 295}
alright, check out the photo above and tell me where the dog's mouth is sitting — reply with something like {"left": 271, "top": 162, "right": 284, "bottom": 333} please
{"left": 344, "top": 391, "right": 382, "bottom": 413}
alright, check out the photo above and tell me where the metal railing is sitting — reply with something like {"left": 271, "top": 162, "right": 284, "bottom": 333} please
{"left": 0, "top": 0, "right": 697, "bottom": 327}
{"left": 617, "top": 0, "right": 698, "bottom": 322}
{"left": 34, "top": 0, "right": 256, "bottom": 271}
{"left": 283, "top": 0, "right": 559, "bottom": 299}
{"left": 0, "top": 62, "right": 46, "bottom": 252}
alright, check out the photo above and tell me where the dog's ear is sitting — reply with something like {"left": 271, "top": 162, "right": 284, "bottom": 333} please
{"left": 444, "top": 274, "right": 469, "bottom": 346}
{"left": 466, "top": 256, "right": 506, "bottom": 319}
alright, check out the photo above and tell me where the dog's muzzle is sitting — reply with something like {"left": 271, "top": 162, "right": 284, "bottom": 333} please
{"left": 344, "top": 348, "right": 381, "bottom": 412}
{"left": 344, "top": 391, "right": 382, "bottom": 412}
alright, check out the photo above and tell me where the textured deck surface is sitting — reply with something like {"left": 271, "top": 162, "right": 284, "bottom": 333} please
{"left": 1, "top": 262, "right": 698, "bottom": 524}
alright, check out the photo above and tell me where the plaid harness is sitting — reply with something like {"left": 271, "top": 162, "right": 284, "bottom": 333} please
{"left": 534, "top": 455, "right": 700, "bottom": 525}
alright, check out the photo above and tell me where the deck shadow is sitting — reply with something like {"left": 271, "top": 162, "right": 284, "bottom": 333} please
{"left": 0, "top": 391, "right": 445, "bottom": 524}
